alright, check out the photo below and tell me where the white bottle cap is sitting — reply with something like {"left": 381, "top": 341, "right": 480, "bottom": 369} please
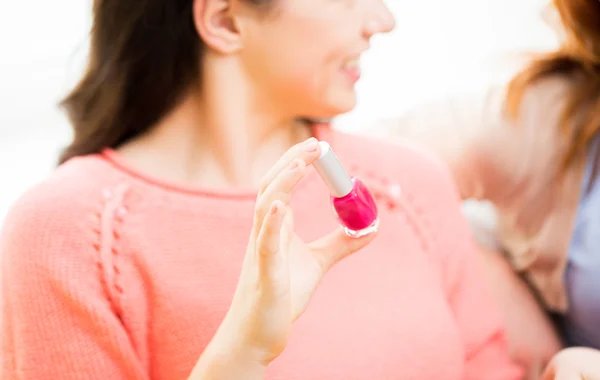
{"left": 314, "top": 141, "right": 354, "bottom": 198}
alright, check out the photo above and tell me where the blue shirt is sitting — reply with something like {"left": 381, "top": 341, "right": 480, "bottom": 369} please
{"left": 564, "top": 138, "right": 600, "bottom": 348}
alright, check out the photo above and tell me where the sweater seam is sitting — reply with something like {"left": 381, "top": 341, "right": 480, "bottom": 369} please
{"left": 92, "top": 183, "right": 130, "bottom": 317}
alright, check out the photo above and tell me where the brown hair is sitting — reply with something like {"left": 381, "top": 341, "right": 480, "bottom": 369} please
{"left": 505, "top": 0, "right": 600, "bottom": 173}
{"left": 59, "top": 0, "right": 270, "bottom": 165}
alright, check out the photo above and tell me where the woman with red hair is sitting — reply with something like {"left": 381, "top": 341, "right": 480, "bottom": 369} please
{"left": 373, "top": 0, "right": 600, "bottom": 378}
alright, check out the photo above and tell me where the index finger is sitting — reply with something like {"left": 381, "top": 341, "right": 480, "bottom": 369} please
{"left": 257, "top": 137, "right": 320, "bottom": 197}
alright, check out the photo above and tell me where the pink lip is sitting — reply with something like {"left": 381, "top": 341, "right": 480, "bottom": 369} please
{"left": 341, "top": 66, "right": 361, "bottom": 84}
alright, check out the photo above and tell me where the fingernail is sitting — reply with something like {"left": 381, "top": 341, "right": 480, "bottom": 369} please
{"left": 304, "top": 140, "right": 318, "bottom": 152}
{"left": 289, "top": 160, "right": 300, "bottom": 170}
{"left": 270, "top": 202, "right": 279, "bottom": 215}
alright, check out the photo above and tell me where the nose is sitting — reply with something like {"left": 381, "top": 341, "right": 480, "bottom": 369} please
{"left": 362, "top": 0, "right": 396, "bottom": 39}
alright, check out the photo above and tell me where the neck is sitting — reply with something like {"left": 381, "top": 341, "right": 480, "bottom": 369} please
{"left": 118, "top": 56, "right": 313, "bottom": 189}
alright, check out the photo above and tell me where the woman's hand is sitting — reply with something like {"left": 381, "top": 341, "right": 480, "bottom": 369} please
{"left": 191, "top": 137, "right": 376, "bottom": 379}
{"left": 542, "top": 347, "right": 600, "bottom": 380}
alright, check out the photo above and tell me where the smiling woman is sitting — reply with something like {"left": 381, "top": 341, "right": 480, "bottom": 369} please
{"left": 58, "top": 0, "right": 393, "bottom": 165}
{"left": 0, "top": 0, "right": 525, "bottom": 379}
{"left": 367, "top": 0, "right": 600, "bottom": 377}
{"left": 0, "top": 0, "right": 556, "bottom": 223}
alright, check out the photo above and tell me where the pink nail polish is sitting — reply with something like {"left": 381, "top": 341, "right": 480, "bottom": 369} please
{"left": 314, "top": 141, "right": 379, "bottom": 238}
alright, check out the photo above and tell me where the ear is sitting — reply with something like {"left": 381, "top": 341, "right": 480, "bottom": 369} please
{"left": 193, "top": 0, "right": 243, "bottom": 54}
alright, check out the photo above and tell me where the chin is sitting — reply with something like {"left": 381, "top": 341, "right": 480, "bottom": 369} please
{"left": 325, "top": 101, "right": 356, "bottom": 118}
{"left": 311, "top": 96, "right": 357, "bottom": 119}
{"left": 295, "top": 90, "right": 356, "bottom": 120}
{"left": 332, "top": 91, "right": 357, "bottom": 112}
{"left": 303, "top": 107, "right": 350, "bottom": 121}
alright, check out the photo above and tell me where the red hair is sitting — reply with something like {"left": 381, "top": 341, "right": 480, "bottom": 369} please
{"left": 506, "top": 0, "right": 600, "bottom": 172}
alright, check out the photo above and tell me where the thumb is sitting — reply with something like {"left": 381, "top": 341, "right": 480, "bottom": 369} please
{"left": 309, "top": 228, "right": 377, "bottom": 272}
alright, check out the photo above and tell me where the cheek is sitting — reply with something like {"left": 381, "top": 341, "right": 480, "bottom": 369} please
{"left": 249, "top": 10, "right": 353, "bottom": 86}
{"left": 260, "top": 34, "right": 337, "bottom": 91}
{"left": 244, "top": 14, "right": 357, "bottom": 114}
{"left": 277, "top": 53, "right": 340, "bottom": 105}
{"left": 270, "top": 40, "right": 355, "bottom": 114}
{"left": 265, "top": 60, "right": 322, "bottom": 106}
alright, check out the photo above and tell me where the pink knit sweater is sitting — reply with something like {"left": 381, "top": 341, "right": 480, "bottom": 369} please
{"left": 0, "top": 127, "right": 522, "bottom": 379}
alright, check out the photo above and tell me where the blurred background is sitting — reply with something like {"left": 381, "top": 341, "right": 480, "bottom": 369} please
{"left": 0, "top": 0, "right": 558, "bottom": 223}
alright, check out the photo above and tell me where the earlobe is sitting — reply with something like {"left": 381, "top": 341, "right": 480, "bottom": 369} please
{"left": 192, "top": 0, "right": 243, "bottom": 54}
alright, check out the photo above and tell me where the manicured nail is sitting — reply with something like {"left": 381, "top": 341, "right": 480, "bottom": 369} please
{"left": 304, "top": 140, "right": 318, "bottom": 152}
{"left": 270, "top": 202, "right": 279, "bottom": 215}
{"left": 289, "top": 159, "right": 300, "bottom": 170}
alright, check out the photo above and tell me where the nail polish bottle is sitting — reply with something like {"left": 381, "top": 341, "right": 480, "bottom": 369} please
{"left": 314, "top": 141, "right": 379, "bottom": 238}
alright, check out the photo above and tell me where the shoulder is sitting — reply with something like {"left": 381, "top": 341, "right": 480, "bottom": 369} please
{"left": 330, "top": 128, "right": 459, "bottom": 206}
{"left": 0, "top": 154, "right": 125, "bottom": 268}
{"left": 367, "top": 76, "right": 572, "bottom": 139}
{"left": 512, "top": 75, "right": 572, "bottom": 110}
{"left": 3, "top": 155, "right": 119, "bottom": 230}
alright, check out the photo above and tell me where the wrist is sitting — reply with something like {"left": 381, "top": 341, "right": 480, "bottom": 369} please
{"left": 218, "top": 310, "right": 275, "bottom": 366}
{"left": 192, "top": 343, "right": 268, "bottom": 380}
{"left": 191, "top": 342, "right": 268, "bottom": 380}
{"left": 190, "top": 314, "right": 269, "bottom": 380}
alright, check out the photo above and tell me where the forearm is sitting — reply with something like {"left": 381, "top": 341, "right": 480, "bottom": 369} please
{"left": 189, "top": 315, "right": 268, "bottom": 380}
{"left": 190, "top": 346, "right": 267, "bottom": 380}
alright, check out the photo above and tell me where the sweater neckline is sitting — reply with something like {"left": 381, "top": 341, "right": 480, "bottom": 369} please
{"left": 100, "top": 124, "right": 333, "bottom": 200}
